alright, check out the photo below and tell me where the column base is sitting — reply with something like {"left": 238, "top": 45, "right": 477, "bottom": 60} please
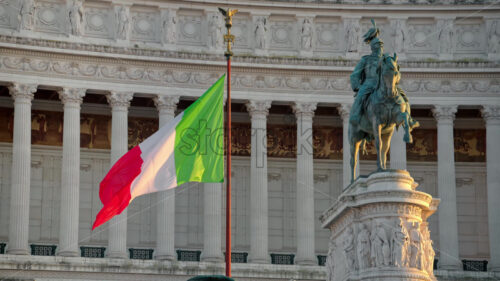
{"left": 106, "top": 251, "right": 127, "bottom": 259}
{"left": 295, "top": 257, "right": 317, "bottom": 266}
{"left": 155, "top": 253, "right": 177, "bottom": 261}
{"left": 57, "top": 250, "right": 79, "bottom": 257}
{"left": 6, "top": 248, "right": 30, "bottom": 255}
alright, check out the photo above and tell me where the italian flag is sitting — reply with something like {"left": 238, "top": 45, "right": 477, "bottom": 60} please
{"left": 92, "top": 75, "right": 225, "bottom": 230}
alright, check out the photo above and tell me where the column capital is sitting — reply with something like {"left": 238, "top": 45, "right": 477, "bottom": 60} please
{"left": 246, "top": 100, "right": 272, "bottom": 119}
{"left": 106, "top": 91, "right": 134, "bottom": 108}
{"left": 432, "top": 105, "right": 457, "bottom": 122}
{"left": 482, "top": 105, "right": 500, "bottom": 123}
{"left": 337, "top": 104, "right": 351, "bottom": 121}
{"left": 9, "top": 83, "right": 37, "bottom": 102}
{"left": 293, "top": 102, "right": 317, "bottom": 119}
{"left": 154, "top": 95, "right": 179, "bottom": 113}
{"left": 58, "top": 88, "right": 86, "bottom": 105}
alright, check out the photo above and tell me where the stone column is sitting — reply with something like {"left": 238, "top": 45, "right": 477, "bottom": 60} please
{"left": 106, "top": 91, "right": 134, "bottom": 259}
{"left": 338, "top": 104, "right": 351, "bottom": 188}
{"left": 57, "top": 88, "right": 86, "bottom": 257}
{"left": 432, "top": 105, "right": 461, "bottom": 270}
{"left": 390, "top": 128, "right": 407, "bottom": 170}
{"left": 338, "top": 104, "right": 360, "bottom": 188}
{"left": 7, "top": 83, "right": 37, "bottom": 255}
{"left": 153, "top": 95, "right": 179, "bottom": 260}
{"left": 293, "top": 102, "right": 317, "bottom": 265}
{"left": 246, "top": 100, "right": 272, "bottom": 264}
{"left": 481, "top": 105, "right": 500, "bottom": 272}
{"left": 201, "top": 182, "right": 223, "bottom": 262}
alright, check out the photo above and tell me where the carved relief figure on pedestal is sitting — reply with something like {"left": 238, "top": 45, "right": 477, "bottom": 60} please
{"left": 391, "top": 218, "right": 409, "bottom": 267}
{"left": 370, "top": 219, "right": 390, "bottom": 267}
{"left": 342, "top": 226, "right": 357, "bottom": 271}
{"left": 326, "top": 238, "right": 336, "bottom": 281}
{"left": 345, "top": 19, "right": 360, "bottom": 52}
{"left": 19, "top": 0, "right": 35, "bottom": 31}
{"left": 255, "top": 17, "right": 267, "bottom": 49}
{"left": 116, "top": 6, "right": 129, "bottom": 40}
{"left": 301, "top": 18, "right": 313, "bottom": 51}
{"left": 487, "top": 20, "right": 499, "bottom": 54}
{"left": 68, "top": 0, "right": 83, "bottom": 36}
{"left": 356, "top": 223, "right": 371, "bottom": 269}
{"left": 421, "top": 225, "right": 435, "bottom": 275}
{"left": 438, "top": 19, "right": 454, "bottom": 54}
{"left": 208, "top": 14, "right": 222, "bottom": 49}
{"left": 409, "top": 221, "right": 424, "bottom": 269}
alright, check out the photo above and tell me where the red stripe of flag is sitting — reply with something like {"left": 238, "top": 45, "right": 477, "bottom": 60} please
{"left": 92, "top": 146, "right": 143, "bottom": 230}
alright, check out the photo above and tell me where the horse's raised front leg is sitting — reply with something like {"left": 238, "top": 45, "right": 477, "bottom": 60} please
{"left": 372, "top": 121, "right": 384, "bottom": 171}
{"left": 380, "top": 131, "right": 393, "bottom": 170}
{"left": 350, "top": 139, "right": 361, "bottom": 183}
{"left": 396, "top": 111, "right": 413, "bottom": 143}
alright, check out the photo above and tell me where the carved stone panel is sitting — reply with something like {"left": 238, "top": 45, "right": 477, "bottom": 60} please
{"left": 177, "top": 12, "right": 202, "bottom": 46}
{"left": 34, "top": 1, "right": 66, "bottom": 34}
{"left": 130, "top": 9, "right": 161, "bottom": 43}
{"left": 407, "top": 21, "right": 436, "bottom": 54}
{"left": 314, "top": 19, "right": 342, "bottom": 53}
{"left": 84, "top": 5, "right": 113, "bottom": 39}
{"left": 269, "top": 18, "right": 296, "bottom": 51}
{"left": 231, "top": 16, "right": 251, "bottom": 51}
{"left": 0, "top": 0, "right": 21, "bottom": 30}
{"left": 454, "top": 22, "right": 486, "bottom": 55}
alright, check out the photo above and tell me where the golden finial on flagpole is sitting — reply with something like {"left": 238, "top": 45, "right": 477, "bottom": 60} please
{"left": 218, "top": 8, "right": 238, "bottom": 58}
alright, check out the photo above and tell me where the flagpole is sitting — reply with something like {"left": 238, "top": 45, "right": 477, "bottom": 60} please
{"left": 219, "top": 7, "right": 237, "bottom": 278}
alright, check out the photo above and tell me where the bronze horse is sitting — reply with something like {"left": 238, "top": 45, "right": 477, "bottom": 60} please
{"left": 348, "top": 54, "right": 419, "bottom": 182}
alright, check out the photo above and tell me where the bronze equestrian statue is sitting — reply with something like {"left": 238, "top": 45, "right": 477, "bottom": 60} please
{"left": 348, "top": 20, "right": 419, "bottom": 182}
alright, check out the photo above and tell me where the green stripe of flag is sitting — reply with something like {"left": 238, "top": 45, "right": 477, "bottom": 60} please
{"left": 174, "top": 75, "right": 225, "bottom": 185}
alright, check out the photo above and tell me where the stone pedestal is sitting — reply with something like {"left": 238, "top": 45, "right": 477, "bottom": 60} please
{"left": 320, "top": 171, "right": 439, "bottom": 281}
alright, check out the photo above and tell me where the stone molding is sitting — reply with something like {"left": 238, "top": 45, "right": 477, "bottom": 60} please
{"left": 8, "top": 83, "right": 37, "bottom": 102}
{"left": 0, "top": 50, "right": 498, "bottom": 100}
{"left": 106, "top": 91, "right": 134, "bottom": 108}
{"left": 1, "top": 0, "right": 499, "bottom": 60}
{"left": 432, "top": 105, "right": 458, "bottom": 122}
{"left": 58, "top": 88, "right": 86, "bottom": 105}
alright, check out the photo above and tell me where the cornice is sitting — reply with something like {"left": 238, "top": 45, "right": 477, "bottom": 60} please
{"left": 0, "top": 36, "right": 498, "bottom": 74}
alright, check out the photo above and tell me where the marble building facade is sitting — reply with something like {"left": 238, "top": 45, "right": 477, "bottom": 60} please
{"left": 0, "top": 0, "right": 498, "bottom": 280}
